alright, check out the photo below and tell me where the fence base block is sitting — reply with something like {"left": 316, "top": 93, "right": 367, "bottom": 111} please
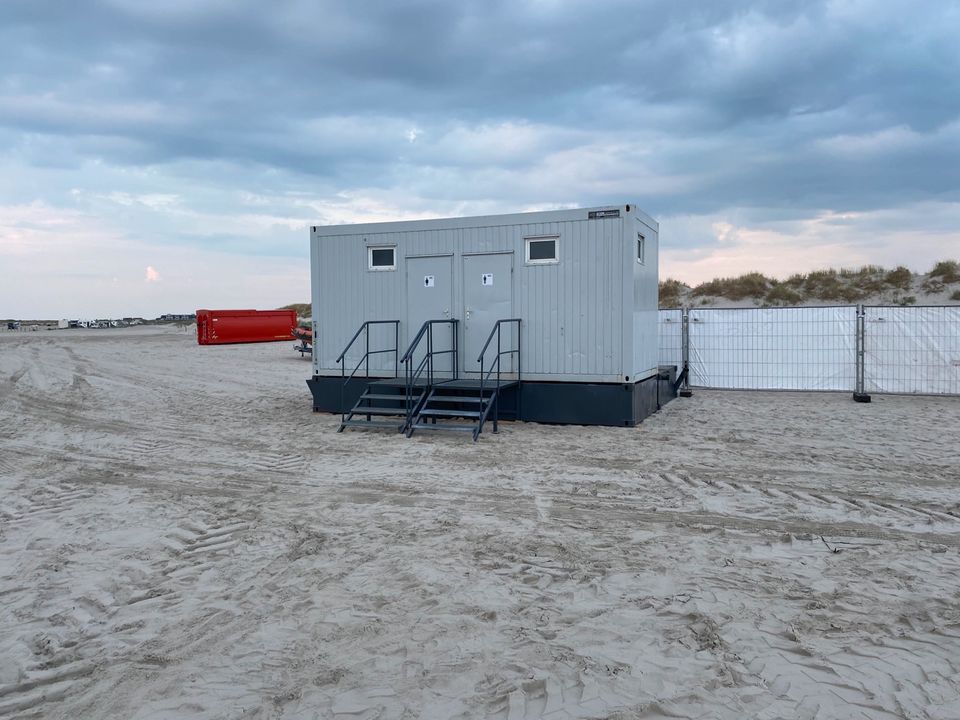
{"left": 679, "top": 388, "right": 693, "bottom": 398}
{"left": 852, "top": 392, "right": 872, "bottom": 403}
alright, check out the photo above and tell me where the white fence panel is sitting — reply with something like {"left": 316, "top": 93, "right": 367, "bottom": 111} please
{"left": 864, "top": 306, "right": 960, "bottom": 395}
{"left": 658, "top": 309, "right": 683, "bottom": 370}
{"left": 688, "top": 307, "right": 857, "bottom": 391}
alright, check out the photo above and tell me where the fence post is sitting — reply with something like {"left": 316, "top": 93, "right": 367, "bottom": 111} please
{"left": 853, "top": 304, "right": 871, "bottom": 403}
{"left": 679, "top": 307, "right": 693, "bottom": 397}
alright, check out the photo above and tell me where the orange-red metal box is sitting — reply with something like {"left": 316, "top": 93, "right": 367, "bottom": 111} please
{"left": 196, "top": 309, "right": 297, "bottom": 345}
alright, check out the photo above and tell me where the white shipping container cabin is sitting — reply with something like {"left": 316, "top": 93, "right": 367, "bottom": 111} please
{"left": 307, "top": 204, "right": 676, "bottom": 436}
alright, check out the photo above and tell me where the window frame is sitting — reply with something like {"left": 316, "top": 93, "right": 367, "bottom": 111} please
{"left": 637, "top": 233, "right": 646, "bottom": 265}
{"left": 367, "top": 245, "right": 396, "bottom": 271}
{"left": 524, "top": 235, "right": 560, "bottom": 265}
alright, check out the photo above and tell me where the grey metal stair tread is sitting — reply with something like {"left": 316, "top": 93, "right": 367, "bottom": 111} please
{"left": 341, "top": 419, "right": 404, "bottom": 428}
{"left": 412, "top": 423, "right": 475, "bottom": 432}
{"left": 426, "top": 395, "right": 488, "bottom": 403}
{"left": 437, "top": 380, "right": 518, "bottom": 389}
{"left": 357, "top": 393, "right": 414, "bottom": 401}
{"left": 348, "top": 406, "right": 408, "bottom": 415}
{"left": 370, "top": 377, "right": 428, "bottom": 385}
{"left": 418, "top": 409, "right": 482, "bottom": 418}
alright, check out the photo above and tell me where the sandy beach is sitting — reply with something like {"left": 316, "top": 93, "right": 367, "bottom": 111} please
{"left": 1, "top": 325, "right": 958, "bottom": 719}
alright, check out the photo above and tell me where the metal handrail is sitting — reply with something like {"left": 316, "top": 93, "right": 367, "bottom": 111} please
{"left": 401, "top": 319, "right": 459, "bottom": 428}
{"left": 336, "top": 320, "right": 400, "bottom": 423}
{"left": 477, "top": 318, "right": 521, "bottom": 437}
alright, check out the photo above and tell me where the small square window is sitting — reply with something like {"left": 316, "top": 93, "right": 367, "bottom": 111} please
{"left": 637, "top": 234, "right": 645, "bottom": 264}
{"left": 368, "top": 246, "right": 396, "bottom": 270}
{"left": 525, "top": 236, "right": 559, "bottom": 265}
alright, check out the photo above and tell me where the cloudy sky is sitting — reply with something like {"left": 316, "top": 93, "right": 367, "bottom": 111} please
{"left": 1, "top": 0, "right": 958, "bottom": 318}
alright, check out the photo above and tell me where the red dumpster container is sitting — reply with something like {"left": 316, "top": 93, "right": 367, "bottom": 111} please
{"left": 196, "top": 309, "right": 298, "bottom": 345}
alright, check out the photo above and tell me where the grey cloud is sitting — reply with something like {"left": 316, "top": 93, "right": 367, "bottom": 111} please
{"left": 0, "top": 0, "right": 958, "bottom": 229}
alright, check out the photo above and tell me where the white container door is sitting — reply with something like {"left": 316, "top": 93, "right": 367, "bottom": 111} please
{"left": 406, "top": 255, "right": 454, "bottom": 376}
{"left": 463, "top": 253, "right": 514, "bottom": 376}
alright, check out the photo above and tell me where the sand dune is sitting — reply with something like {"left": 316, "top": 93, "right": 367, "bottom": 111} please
{"left": 1, "top": 326, "right": 958, "bottom": 718}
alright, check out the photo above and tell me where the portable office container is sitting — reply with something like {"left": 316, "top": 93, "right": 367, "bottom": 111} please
{"left": 196, "top": 309, "right": 297, "bottom": 345}
{"left": 307, "top": 205, "right": 674, "bottom": 427}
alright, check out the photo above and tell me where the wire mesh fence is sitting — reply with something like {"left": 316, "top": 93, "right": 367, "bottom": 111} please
{"left": 864, "top": 306, "right": 960, "bottom": 396}
{"left": 686, "top": 307, "right": 857, "bottom": 391}
{"left": 658, "top": 308, "right": 683, "bottom": 370}
{"left": 658, "top": 305, "right": 960, "bottom": 396}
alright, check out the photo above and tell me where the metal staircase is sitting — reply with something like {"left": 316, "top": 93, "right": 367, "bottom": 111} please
{"left": 335, "top": 317, "right": 521, "bottom": 440}
{"left": 340, "top": 379, "right": 420, "bottom": 432}
{"left": 400, "top": 319, "right": 460, "bottom": 431}
{"left": 335, "top": 320, "right": 403, "bottom": 432}
{"left": 407, "top": 318, "right": 521, "bottom": 441}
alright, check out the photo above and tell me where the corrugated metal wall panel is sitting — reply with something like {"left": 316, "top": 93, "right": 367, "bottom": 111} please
{"left": 632, "top": 217, "right": 660, "bottom": 379}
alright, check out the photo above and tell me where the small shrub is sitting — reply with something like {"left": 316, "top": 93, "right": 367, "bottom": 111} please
{"left": 691, "top": 278, "right": 725, "bottom": 297}
{"left": 783, "top": 273, "right": 807, "bottom": 289}
{"left": 884, "top": 266, "right": 912, "bottom": 291}
{"left": 659, "top": 278, "right": 687, "bottom": 308}
{"left": 692, "top": 273, "right": 773, "bottom": 301}
{"left": 803, "top": 269, "right": 845, "bottom": 301}
{"left": 846, "top": 265, "right": 887, "bottom": 295}
{"left": 726, "top": 272, "right": 774, "bottom": 300}
{"left": 950, "top": 289, "right": 960, "bottom": 301}
{"left": 922, "top": 278, "right": 945, "bottom": 294}
{"left": 282, "top": 302, "right": 312, "bottom": 317}
{"left": 764, "top": 284, "right": 805, "bottom": 306}
{"left": 929, "top": 260, "right": 960, "bottom": 283}
{"left": 896, "top": 295, "right": 917, "bottom": 306}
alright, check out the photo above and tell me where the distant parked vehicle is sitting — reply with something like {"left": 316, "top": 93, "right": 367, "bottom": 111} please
{"left": 6, "top": 321, "right": 20, "bottom": 330}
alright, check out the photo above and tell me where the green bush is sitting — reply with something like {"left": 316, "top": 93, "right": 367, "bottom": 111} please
{"left": 281, "top": 302, "right": 312, "bottom": 317}
{"left": 929, "top": 260, "right": 960, "bottom": 284}
{"left": 658, "top": 279, "right": 687, "bottom": 308}
{"left": 803, "top": 270, "right": 846, "bottom": 301}
{"left": 884, "top": 266, "right": 912, "bottom": 291}
{"left": 783, "top": 273, "right": 807, "bottom": 289}
{"left": 763, "top": 284, "right": 805, "bottom": 306}
{"left": 692, "top": 272, "right": 773, "bottom": 301}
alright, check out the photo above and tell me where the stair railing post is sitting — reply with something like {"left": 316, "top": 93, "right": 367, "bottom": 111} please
{"left": 405, "top": 351, "right": 411, "bottom": 426}
{"left": 427, "top": 324, "right": 433, "bottom": 387}
{"left": 517, "top": 319, "right": 522, "bottom": 421}
{"left": 364, "top": 323, "right": 371, "bottom": 421}
{"left": 493, "top": 324, "right": 501, "bottom": 433}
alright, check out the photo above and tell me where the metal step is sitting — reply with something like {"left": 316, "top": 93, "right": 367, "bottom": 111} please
{"left": 418, "top": 408, "right": 482, "bottom": 418}
{"left": 341, "top": 419, "right": 405, "bottom": 429}
{"left": 425, "top": 395, "right": 488, "bottom": 403}
{"left": 356, "top": 393, "right": 414, "bottom": 402}
{"left": 348, "top": 406, "right": 408, "bottom": 416}
{"left": 412, "top": 423, "right": 475, "bottom": 432}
